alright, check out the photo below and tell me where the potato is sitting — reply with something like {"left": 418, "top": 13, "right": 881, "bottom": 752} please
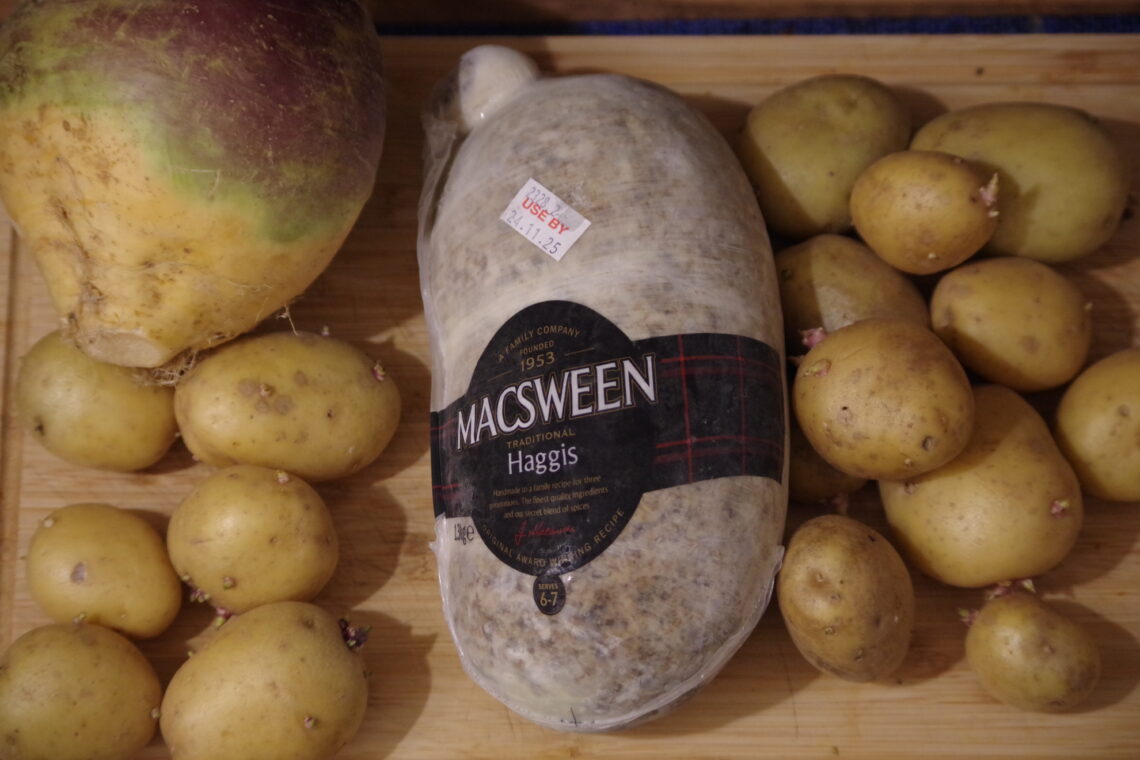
{"left": 0, "top": 0, "right": 386, "bottom": 368}
{"left": 737, "top": 74, "right": 910, "bottom": 240}
{"left": 160, "top": 601, "right": 369, "bottom": 760}
{"left": 15, "top": 330, "right": 177, "bottom": 471}
{"left": 930, "top": 257, "right": 1092, "bottom": 392}
{"left": 775, "top": 233, "right": 930, "bottom": 354}
{"left": 175, "top": 331, "right": 401, "bottom": 482}
{"left": 910, "top": 102, "right": 1129, "bottom": 263}
{"left": 850, "top": 150, "right": 999, "bottom": 274}
{"left": 1053, "top": 348, "right": 1140, "bottom": 501}
{"left": 881, "top": 385, "right": 1083, "bottom": 588}
{"left": 27, "top": 502, "right": 182, "bottom": 639}
{"left": 0, "top": 622, "right": 162, "bottom": 760}
{"left": 788, "top": 419, "right": 867, "bottom": 505}
{"left": 793, "top": 318, "right": 974, "bottom": 480}
{"left": 777, "top": 514, "right": 915, "bottom": 682}
{"left": 965, "top": 592, "right": 1100, "bottom": 712}
{"left": 167, "top": 465, "right": 339, "bottom": 615}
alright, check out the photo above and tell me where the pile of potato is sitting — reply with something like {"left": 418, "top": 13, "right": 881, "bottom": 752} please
{"left": 737, "top": 74, "right": 1136, "bottom": 711}
{"left": 1, "top": 330, "right": 401, "bottom": 760}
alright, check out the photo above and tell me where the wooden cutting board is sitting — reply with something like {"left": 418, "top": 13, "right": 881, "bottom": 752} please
{"left": 2, "top": 35, "right": 1138, "bottom": 760}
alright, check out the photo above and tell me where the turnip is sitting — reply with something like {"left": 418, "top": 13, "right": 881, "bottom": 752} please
{"left": 0, "top": 0, "right": 386, "bottom": 368}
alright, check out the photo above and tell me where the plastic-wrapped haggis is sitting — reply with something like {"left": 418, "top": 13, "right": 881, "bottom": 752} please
{"left": 419, "top": 46, "right": 788, "bottom": 732}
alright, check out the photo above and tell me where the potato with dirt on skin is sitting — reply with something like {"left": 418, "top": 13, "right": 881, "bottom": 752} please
{"left": 910, "top": 101, "right": 1129, "bottom": 263}
{"left": 1053, "top": 347, "right": 1140, "bottom": 502}
{"left": 15, "top": 330, "right": 177, "bottom": 471}
{"left": 160, "top": 600, "right": 369, "bottom": 760}
{"left": 777, "top": 514, "right": 915, "bottom": 682}
{"left": 930, "top": 256, "right": 1092, "bottom": 392}
{"left": 737, "top": 74, "right": 910, "bottom": 241}
{"left": 0, "top": 622, "right": 162, "bottom": 760}
{"left": 966, "top": 592, "right": 1100, "bottom": 712}
{"left": 788, "top": 419, "right": 867, "bottom": 506}
{"left": 881, "top": 385, "right": 1083, "bottom": 588}
{"left": 775, "top": 233, "right": 930, "bottom": 354}
{"left": 27, "top": 502, "right": 182, "bottom": 639}
{"left": 167, "top": 465, "right": 339, "bottom": 615}
{"left": 850, "top": 149, "right": 999, "bottom": 275}
{"left": 793, "top": 318, "right": 974, "bottom": 481}
{"left": 175, "top": 331, "right": 402, "bottom": 482}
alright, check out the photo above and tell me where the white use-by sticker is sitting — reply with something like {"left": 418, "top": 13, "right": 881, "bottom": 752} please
{"left": 500, "top": 178, "right": 591, "bottom": 261}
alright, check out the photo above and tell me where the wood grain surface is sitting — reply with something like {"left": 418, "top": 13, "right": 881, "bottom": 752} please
{"left": 369, "top": 1, "right": 1140, "bottom": 25}
{"left": 2, "top": 34, "right": 1139, "bottom": 760}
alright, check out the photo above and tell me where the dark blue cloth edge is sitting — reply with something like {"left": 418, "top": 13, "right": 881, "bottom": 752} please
{"left": 376, "top": 13, "right": 1140, "bottom": 36}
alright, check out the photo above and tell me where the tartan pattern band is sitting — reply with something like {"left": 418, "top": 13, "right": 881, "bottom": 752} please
{"left": 431, "top": 331, "right": 784, "bottom": 518}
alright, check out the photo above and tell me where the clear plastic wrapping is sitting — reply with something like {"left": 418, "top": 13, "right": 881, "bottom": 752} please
{"left": 417, "top": 45, "right": 788, "bottom": 732}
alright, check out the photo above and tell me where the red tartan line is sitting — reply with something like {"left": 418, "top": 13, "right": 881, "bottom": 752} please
{"left": 658, "top": 353, "right": 775, "bottom": 366}
{"left": 676, "top": 335, "right": 694, "bottom": 483}
{"left": 654, "top": 444, "right": 779, "bottom": 465}
{"left": 658, "top": 359, "right": 773, "bottom": 380}
{"left": 659, "top": 366, "right": 770, "bottom": 379}
{"left": 655, "top": 434, "right": 778, "bottom": 449}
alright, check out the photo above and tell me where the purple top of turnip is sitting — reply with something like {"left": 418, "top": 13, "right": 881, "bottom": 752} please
{"left": 0, "top": 0, "right": 386, "bottom": 238}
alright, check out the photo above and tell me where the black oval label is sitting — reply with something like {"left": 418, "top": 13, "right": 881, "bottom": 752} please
{"left": 457, "top": 301, "right": 654, "bottom": 577}
{"left": 430, "top": 300, "right": 787, "bottom": 614}
{"left": 533, "top": 574, "right": 567, "bottom": 616}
